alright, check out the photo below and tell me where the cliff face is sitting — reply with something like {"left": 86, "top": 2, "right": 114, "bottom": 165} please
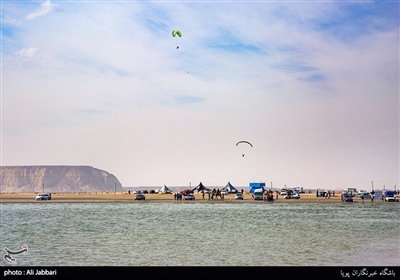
{"left": 0, "top": 166, "right": 123, "bottom": 193}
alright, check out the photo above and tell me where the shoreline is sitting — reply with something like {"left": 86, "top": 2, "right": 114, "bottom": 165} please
{"left": 0, "top": 192, "right": 388, "bottom": 204}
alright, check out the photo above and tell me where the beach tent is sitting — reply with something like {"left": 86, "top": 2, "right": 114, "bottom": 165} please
{"left": 221, "top": 182, "right": 238, "bottom": 193}
{"left": 192, "top": 182, "right": 211, "bottom": 193}
{"left": 160, "top": 185, "right": 173, "bottom": 194}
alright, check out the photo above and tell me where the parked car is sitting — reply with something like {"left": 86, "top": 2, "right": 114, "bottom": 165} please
{"left": 279, "top": 189, "right": 288, "bottom": 196}
{"left": 284, "top": 192, "right": 300, "bottom": 199}
{"left": 317, "top": 190, "right": 328, "bottom": 197}
{"left": 358, "top": 190, "right": 368, "bottom": 197}
{"left": 235, "top": 193, "right": 243, "bottom": 200}
{"left": 359, "top": 192, "right": 372, "bottom": 200}
{"left": 221, "top": 189, "right": 229, "bottom": 196}
{"left": 184, "top": 194, "right": 195, "bottom": 201}
{"left": 134, "top": 194, "right": 146, "bottom": 200}
{"left": 341, "top": 194, "right": 353, "bottom": 202}
{"left": 35, "top": 193, "right": 51, "bottom": 200}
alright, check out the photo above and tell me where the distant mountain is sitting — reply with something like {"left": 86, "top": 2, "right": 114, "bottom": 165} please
{"left": 0, "top": 165, "right": 123, "bottom": 193}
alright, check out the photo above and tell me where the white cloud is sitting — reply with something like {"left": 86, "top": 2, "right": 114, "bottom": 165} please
{"left": 3, "top": 15, "right": 22, "bottom": 26}
{"left": 15, "top": 47, "right": 38, "bottom": 60}
{"left": 26, "top": 0, "right": 58, "bottom": 20}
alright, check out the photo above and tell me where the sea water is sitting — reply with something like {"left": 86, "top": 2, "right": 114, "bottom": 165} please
{"left": 1, "top": 202, "right": 399, "bottom": 266}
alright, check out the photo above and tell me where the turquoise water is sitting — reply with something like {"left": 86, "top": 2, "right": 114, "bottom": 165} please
{"left": 1, "top": 202, "right": 399, "bottom": 266}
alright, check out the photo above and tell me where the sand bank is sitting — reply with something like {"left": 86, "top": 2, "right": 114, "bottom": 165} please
{"left": 0, "top": 192, "right": 384, "bottom": 204}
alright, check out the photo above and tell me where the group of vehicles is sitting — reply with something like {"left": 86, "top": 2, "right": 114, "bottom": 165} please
{"left": 130, "top": 186, "right": 244, "bottom": 201}
{"left": 33, "top": 188, "right": 398, "bottom": 203}
{"left": 251, "top": 188, "right": 301, "bottom": 201}
{"left": 341, "top": 189, "right": 398, "bottom": 202}
{"left": 135, "top": 192, "right": 243, "bottom": 201}
{"left": 278, "top": 189, "right": 301, "bottom": 199}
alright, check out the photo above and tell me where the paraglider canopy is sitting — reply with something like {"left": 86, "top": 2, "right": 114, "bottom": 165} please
{"left": 172, "top": 30, "right": 182, "bottom": 37}
{"left": 236, "top": 141, "right": 253, "bottom": 157}
{"left": 236, "top": 141, "right": 253, "bottom": 147}
{"left": 172, "top": 30, "right": 181, "bottom": 49}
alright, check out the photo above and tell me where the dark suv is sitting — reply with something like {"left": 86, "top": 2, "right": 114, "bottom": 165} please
{"left": 134, "top": 194, "right": 146, "bottom": 200}
{"left": 341, "top": 194, "right": 353, "bottom": 202}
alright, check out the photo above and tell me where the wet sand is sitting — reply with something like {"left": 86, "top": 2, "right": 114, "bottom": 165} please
{"left": 0, "top": 192, "right": 383, "bottom": 203}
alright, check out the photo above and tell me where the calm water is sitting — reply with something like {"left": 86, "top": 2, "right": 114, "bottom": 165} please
{"left": 1, "top": 202, "right": 399, "bottom": 266}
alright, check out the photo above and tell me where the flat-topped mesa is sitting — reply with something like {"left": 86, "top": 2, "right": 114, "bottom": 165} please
{"left": 0, "top": 165, "right": 123, "bottom": 193}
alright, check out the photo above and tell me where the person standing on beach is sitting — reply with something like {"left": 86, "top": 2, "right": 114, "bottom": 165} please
{"left": 211, "top": 188, "right": 216, "bottom": 200}
{"left": 201, "top": 190, "right": 205, "bottom": 200}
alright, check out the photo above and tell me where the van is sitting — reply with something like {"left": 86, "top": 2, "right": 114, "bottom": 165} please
{"left": 293, "top": 186, "right": 305, "bottom": 193}
{"left": 385, "top": 191, "right": 397, "bottom": 202}
{"left": 253, "top": 189, "right": 264, "bottom": 201}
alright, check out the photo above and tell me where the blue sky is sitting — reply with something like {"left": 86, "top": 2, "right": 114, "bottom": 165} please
{"left": 1, "top": 0, "right": 399, "bottom": 190}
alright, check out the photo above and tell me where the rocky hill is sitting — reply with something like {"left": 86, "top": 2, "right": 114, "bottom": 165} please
{"left": 0, "top": 166, "right": 123, "bottom": 193}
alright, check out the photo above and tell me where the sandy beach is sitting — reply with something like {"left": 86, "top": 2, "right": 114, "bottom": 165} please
{"left": 0, "top": 191, "right": 384, "bottom": 203}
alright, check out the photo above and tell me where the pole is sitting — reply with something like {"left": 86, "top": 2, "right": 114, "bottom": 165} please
{"left": 114, "top": 183, "right": 116, "bottom": 195}
{"left": 42, "top": 183, "right": 44, "bottom": 193}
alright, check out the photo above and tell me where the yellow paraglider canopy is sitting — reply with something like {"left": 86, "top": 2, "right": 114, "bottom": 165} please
{"left": 172, "top": 30, "right": 182, "bottom": 37}
{"left": 236, "top": 141, "right": 253, "bottom": 157}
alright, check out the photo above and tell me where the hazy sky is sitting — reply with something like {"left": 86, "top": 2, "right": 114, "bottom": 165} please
{"left": 1, "top": 0, "right": 399, "bottom": 190}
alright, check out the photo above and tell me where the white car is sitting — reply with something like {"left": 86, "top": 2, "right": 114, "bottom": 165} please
{"left": 221, "top": 189, "right": 229, "bottom": 195}
{"left": 235, "top": 193, "right": 243, "bottom": 200}
{"left": 284, "top": 192, "right": 300, "bottom": 199}
{"left": 184, "top": 194, "right": 195, "bottom": 201}
{"left": 35, "top": 193, "right": 51, "bottom": 200}
{"left": 279, "top": 189, "right": 288, "bottom": 196}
